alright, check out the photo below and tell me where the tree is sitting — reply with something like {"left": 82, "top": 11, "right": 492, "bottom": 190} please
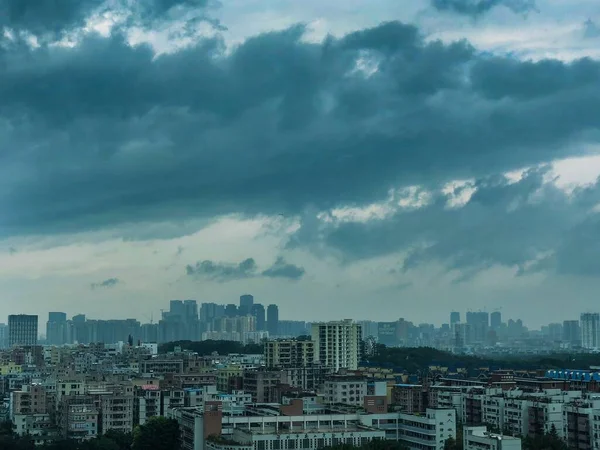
{"left": 103, "top": 430, "right": 133, "bottom": 450}
{"left": 132, "top": 417, "right": 180, "bottom": 450}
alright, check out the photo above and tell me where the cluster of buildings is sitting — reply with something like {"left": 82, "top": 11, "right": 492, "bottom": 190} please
{"left": 2, "top": 300, "right": 600, "bottom": 450}
{"left": 360, "top": 311, "right": 600, "bottom": 354}
{"left": 0, "top": 296, "right": 309, "bottom": 348}
{"left": 2, "top": 303, "right": 600, "bottom": 355}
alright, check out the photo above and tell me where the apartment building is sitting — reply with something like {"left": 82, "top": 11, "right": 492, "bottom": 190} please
{"left": 311, "top": 320, "right": 362, "bottom": 371}
{"left": 464, "top": 426, "right": 522, "bottom": 450}
{"left": 10, "top": 384, "right": 47, "bottom": 418}
{"left": 264, "top": 339, "right": 314, "bottom": 368}
{"left": 323, "top": 375, "right": 368, "bottom": 406}
{"left": 392, "top": 384, "right": 425, "bottom": 414}
{"left": 243, "top": 369, "right": 288, "bottom": 403}
{"left": 562, "top": 399, "right": 600, "bottom": 450}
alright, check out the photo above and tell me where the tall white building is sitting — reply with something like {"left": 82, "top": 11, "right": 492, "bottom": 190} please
{"left": 580, "top": 313, "right": 600, "bottom": 349}
{"left": 311, "top": 319, "right": 361, "bottom": 371}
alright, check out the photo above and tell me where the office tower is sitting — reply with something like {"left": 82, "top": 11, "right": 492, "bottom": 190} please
{"left": 8, "top": 314, "right": 38, "bottom": 347}
{"left": 252, "top": 303, "right": 266, "bottom": 331}
{"left": 450, "top": 312, "right": 460, "bottom": 326}
{"left": 267, "top": 304, "right": 279, "bottom": 336}
{"left": 311, "top": 319, "right": 362, "bottom": 371}
{"left": 466, "top": 311, "right": 489, "bottom": 344}
{"left": 490, "top": 311, "right": 502, "bottom": 330}
{"left": 239, "top": 294, "right": 254, "bottom": 315}
{"left": 0, "top": 323, "right": 7, "bottom": 349}
{"left": 580, "top": 313, "right": 600, "bottom": 349}
{"left": 225, "top": 304, "right": 238, "bottom": 317}
{"left": 563, "top": 320, "right": 581, "bottom": 346}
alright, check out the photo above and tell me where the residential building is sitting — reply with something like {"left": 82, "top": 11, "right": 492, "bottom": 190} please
{"left": 322, "top": 375, "right": 367, "bottom": 406}
{"left": 264, "top": 339, "right": 314, "bottom": 368}
{"left": 311, "top": 320, "right": 362, "bottom": 371}
{"left": 580, "top": 313, "right": 600, "bottom": 350}
{"left": 8, "top": 314, "right": 38, "bottom": 347}
{"left": 267, "top": 305, "right": 279, "bottom": 337}
{"left": 242, "top": 369, "right": 288, "bottom": 403}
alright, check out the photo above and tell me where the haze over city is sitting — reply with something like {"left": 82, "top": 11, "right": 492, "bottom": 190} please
{"left": 1, "top": 0, "right": 600, "bottom": 327}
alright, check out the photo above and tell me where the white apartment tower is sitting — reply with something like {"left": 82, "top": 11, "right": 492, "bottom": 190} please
{"left": 580, "top": 313, "right": 600, "bottom": 350}
{"left": 311, "top": 319, "right": 362, "bottom": 371}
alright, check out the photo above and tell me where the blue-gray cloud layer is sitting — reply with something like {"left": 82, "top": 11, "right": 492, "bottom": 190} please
{"left": 289, "top": 167, "right": 600, "bottom": 279}
{"left": 430, "top": 0, "right": 536, "bottom": 16}
{"left": 90, "top": 277, "right": 121, "bottom": 289}
{"left": 262, "top": 257, "right": 305, "bottom": 280}
{"left": 0, "top": 0, "right": 210, "bottom": 37}
{"left": 186, "top": 257, "right": 305, "bottom": 281}
{"left": 1, "top": 19, "right": 600, "bottom": 240}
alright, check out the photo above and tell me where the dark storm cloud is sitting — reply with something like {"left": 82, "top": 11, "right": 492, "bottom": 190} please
{"left": 90, "top": 277, "right": 121, "bottom": 289}
{"left": 262, "top": 257, "right": 305, "bottom": 280}
{"left": 186, "top": 258, "right": 258, "bottom": 281}
{"left": 289, "top": 168, "right": 600, "bottom": 280}
{"left": 430, "top": 0, "right": 536, "bottom": 16}
{"left": 1, "top": 21, "right": 600, "bottom": 239}
{"left": 186, "top": 257, "right": 305, "bottom": 281}
{"left": 0, "top": 0, "right": 210, "bottom": 38}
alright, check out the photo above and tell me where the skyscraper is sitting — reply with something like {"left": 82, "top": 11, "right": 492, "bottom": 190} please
{"left": 225, "top": 304, "right": 238, "bottom": 317}
{"left": 8, "top": 315, "right": 38, "bottom": 347}
{"left": 311, "top": 319, "right": 362, "bottom": 371}
{"left": 563, "top": 320, "right": 581, "bottom": 346}
{"left": 490, "top": 311, "right": 502, "bottom": 330}
{"left": 252, "top": 303, "right": 266, "bottom": 331}
{"left": 580, "top": 313, "right": 600, "bottom": 349}
{"left": 239, "top": 294, "right": 254, "bottom": 315}
{"left": 183, "top": 300, "right": 198, "bottom": 322}
{"left": 267, "top": 304, "right": 279, "bottom": 336}
{"left": 450, "top": 312, "right": 460, "bottom": 326}
{"left": 0, "top": 323, "right": 7, "bottom": 349}
{"left": 466, "top": 311, "right": 489, "bottom": 343}
{"left": 46, "top": 312, "right": 68, "bottom": 345}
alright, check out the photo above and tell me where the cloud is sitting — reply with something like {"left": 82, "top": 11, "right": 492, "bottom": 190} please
{"left": 0, "top": 21, "right": 600, "bottom": 242}
{"left": 186, "top": 256, "right": 305, "bottom": 282}
{"left": 430, "top": 0, "right": 537, "bottom": 16}
{"left": 262, "top": 257, "right": 305, "bottom": 280}
{"left": 90, "top": 277, "right": 121, "bottom": 289}
{"left": 0, "top": 0, "right": 211, "bottom": 38}
{"left": 289, "top": 166, "right": 600, "bottom": 280}
{"left": 186, "top": 258, "right": 258, "bottom": 281}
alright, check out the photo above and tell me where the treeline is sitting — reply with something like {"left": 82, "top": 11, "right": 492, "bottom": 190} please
{"left": 366, "top": 345, "right": 600, "bottom": 373}
{"left": 158, "top": 339, "right": 263, "bottom": 355}
{"left": 0, "top": 417, "right": 179, "bottom": 450}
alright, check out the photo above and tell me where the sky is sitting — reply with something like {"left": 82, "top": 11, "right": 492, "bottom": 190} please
{"left": 1, "top": 0, "right": 600, "bottom": 328}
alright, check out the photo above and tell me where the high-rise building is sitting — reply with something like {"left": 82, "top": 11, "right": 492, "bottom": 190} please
{"left": 563, "top": 320, "right": 581, "bottom": 346}
{"left": 47, "top": 312, "right": 68, "bottom": 345}
{"left": 0, "top": 323, "right": 7, "bottom": 349}
{"left": 265, "top": 339, "right": 315, "bottom": 368}
{"left": 466, "top": 312, "right": 489, "bottom": 344}
{"left": 239, "top": 295, "right": 254, "bottom": 315}
{"left": 8, "top": 314, "right": 38, "bottom": 347}
{"left": 267, "top": 304, "right": 279, "bottom": 336}
{"left": 311, "top": 319, "right": 362, "bottom": 371}
{"left": 225, "top": 304, "right": 238, "bottom": 318}
{"left": 490, "top": 311, "right": 502, "bottom": 330}
{"left": 580, "top": 313, "right": 600, "bottom": 350}
{"left": 252, "top": 304, "right": 266, "bottom": 331}
{"left": 450, "top": 312, "right": 460, "bottom": 326}
{"left": 183, "top": 300, "right": 198, "bottom": 322}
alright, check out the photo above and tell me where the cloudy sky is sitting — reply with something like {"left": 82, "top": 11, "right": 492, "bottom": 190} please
{"left": 1, "top": 0, "right": 600, "bottom": 328}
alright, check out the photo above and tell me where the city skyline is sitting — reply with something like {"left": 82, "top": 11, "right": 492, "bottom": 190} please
{"left": 1, "top": 0, "right": 600, "bottom": 326}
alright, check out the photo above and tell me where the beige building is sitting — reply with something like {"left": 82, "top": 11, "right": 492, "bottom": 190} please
{"left": 311, "top": 320, "right": 362, "bottom": 371}
{"left": 11, "top": 384, "right": 47, "bottom": 417}
{"left": 264, "top": 339, "right": 314, "bottom": 368}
